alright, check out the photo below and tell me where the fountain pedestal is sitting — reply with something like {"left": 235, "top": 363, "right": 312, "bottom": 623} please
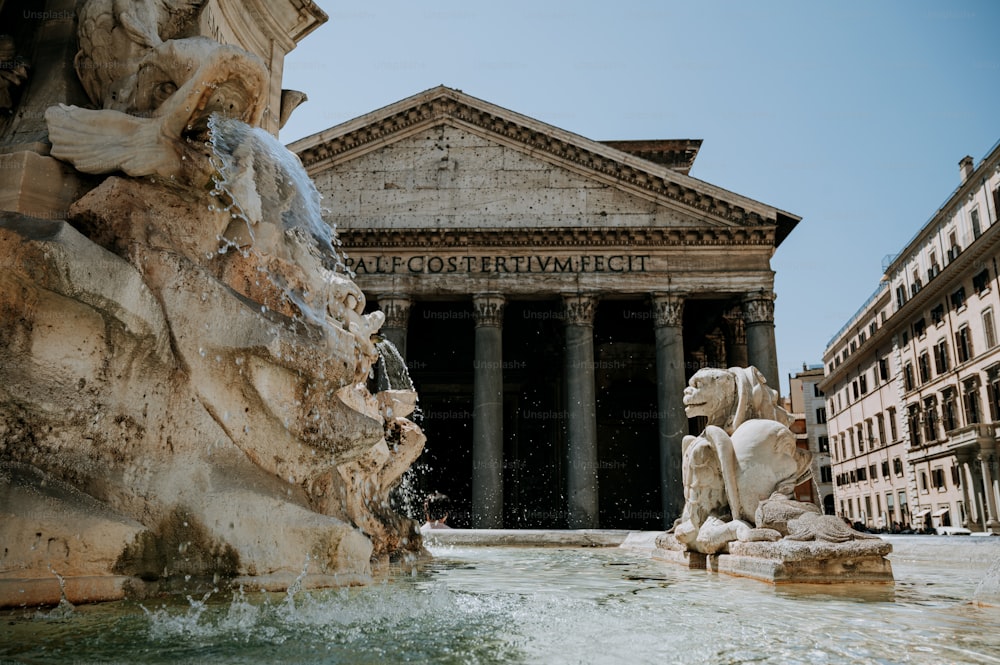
{"left": 652, "top": 532, "right": 894, "bottom": 584}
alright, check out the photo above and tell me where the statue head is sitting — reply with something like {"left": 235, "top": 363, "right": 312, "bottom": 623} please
{"left": 683, "top": 366, "right": 790, "bottom": 434}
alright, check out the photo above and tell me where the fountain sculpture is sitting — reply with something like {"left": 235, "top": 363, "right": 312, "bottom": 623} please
{"left": 652, "top": 366, "right": 893, "bottom": 583}
{"left": 0, "top": 0, "right": 425, "bottom": 607}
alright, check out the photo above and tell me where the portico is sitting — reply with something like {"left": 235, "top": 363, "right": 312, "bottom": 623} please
{"left": 291, "top": 86, "right": 798, "bottom": 528}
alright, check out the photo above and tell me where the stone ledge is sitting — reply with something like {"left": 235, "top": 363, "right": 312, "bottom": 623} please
{"left": 420, "top": 528, "right": 633, "bottom": 548}
{"left": 645, "top": 533, "right": 894, "bottom": 584}
{"left": 0, "top": 576, "right": 148, "bottom": 609}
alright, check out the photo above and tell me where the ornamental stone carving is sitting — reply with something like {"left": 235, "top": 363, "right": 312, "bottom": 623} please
{"left": 742, "top": 291, "right": 776, "bottom": 325}
{"left": 473, "top": 294, "right": 505, "bottom": 327}
{"left": 563, "top": 294, "right": 597, "bottom": 326}
{"left": 378, "top": 295, "right": 412, "bottom": 329}
{"left": 651, "top": 293, "right": 685, "bottom": 328}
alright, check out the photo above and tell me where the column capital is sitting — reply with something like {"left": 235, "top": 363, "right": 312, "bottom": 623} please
{"left": 376, "top": 294, "right": 412, "bottom": 329}
{"left": 562, "top": 294, "right": 598, "bottom": 326}
{"left": 650, "top": 293, "right": 685, "bottom": 328}
{"left": 742, "top": 290, "right": 776, "bottom": 325}
{"left": 473, "top": 293, "right": 505, "bottom": 327}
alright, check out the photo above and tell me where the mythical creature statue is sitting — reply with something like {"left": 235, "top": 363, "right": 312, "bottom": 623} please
{"left": 668, "top": 367, "right": 869, "bottom": 554}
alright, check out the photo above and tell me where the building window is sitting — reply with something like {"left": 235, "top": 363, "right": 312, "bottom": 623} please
{"left": 987, "top": 366, "right": 1000, "bottom": 421}
{"left": 898, "top": 491, "right": 908, "bottom": 520}
{"left": 984, "top": 309, "right": 997, "bottom": 349}
{"left": 881, "top": 460, "right": 890, "bottom": 478}
{"left": 818, "top": 435, "right": 830, "bottom": 452}
{"left": 948, "top": 231, "right": 961, "bottom": 261}
{"left": 813, "top": 383, "right": 824, "bottom": 397}
{"left": 912, "top": 272, "right": 923, "bottom": 295}
{"left": 869, "top": 321, "right": 878, "bottom": 338}
{"left": 951, "top": 465, "right": 962, "bottom": 487}
{"left": 934, "top": 339, "right": 949, "bottom": 374}
{"left": 922, "top": 396, "right": 938, "bottom": 442}
{"left": 974, "top": 269, "right": 991, "bottom": 294}
{"left": 859, "top": 331, "right": 867, "bottom": 344}
{"left": 850, "top": 469, "right": 857, "bottom": 484}
{"left": 878, "top": 357, "right": 890, "bottom": 382}
{"left": 852, "top": 380, "right": 859, "bottom": 400}
{"left": 866, "top": 419, "right": 875, "bottom": 448}
{"left": 956, "top": 326, "right": 974, "bottom": 363}
{"left": 972, "top": 208, "right": 982, "bottom": 240}
{"left": 904, "top": 363, "right": 915, "bottom": 391}
{"left": 887, "top": 492, "right": 896, "bottom": 520}
{"left": 918, "top": 352, "right": 931, "bottom": 384}
{"left": 913, "top": 318, "right": 927, "bottom": 338}
{"left": 942, "top": 388, "right": 960, "bottom": 432}
{"left": 963, "top": 378, "right": 982, "bottom": 425}
{"left": 931, "top": 467, "right": 946, "bottom": 490}
{"left": 859, "top": 374, "right": 868, "bottom": 395}
{"left": 896, "top": 284, "right": 908, "bottom": 308}
{"left": 907, "top": 403, "right": 922, "bottom": 446}
{"left": 931, "top": 303, "right": 945, "bottom": 325}
{"left": 888, "top": 407, "right": 898, "bottom": 440}
{"left": 820, "top": 465, "right": 832, "bottom": 483}
{"left": 876, "top": 413, "right": 886, "bottom": 444}
{"left": 919, "top": 470, "right": 929, "bottom": 493}
{"left": 857, "top": 466, "right": 868, "bottom": 481}
{"left": 893, "top": 457, "right": 904, "bottom": 475}
{"left": 816, "top": 407, "right": 827, "bottom": 424}
{"left": 951, "top": 287, "right": 967, "bottom": 310}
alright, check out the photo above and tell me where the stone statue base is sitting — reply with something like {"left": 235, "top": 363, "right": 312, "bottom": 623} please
{"left": 652, "top": 532, "right": 894, "bottom": 584}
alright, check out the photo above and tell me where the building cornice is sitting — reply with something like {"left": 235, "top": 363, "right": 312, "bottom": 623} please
{"left": 885, "top": 142, "right": 1000, "bottom": 277}
{"left": 290, "top": 86, "right": 800, "bottom": 246}
{"left": 334, "top": 225, "right": 777, "bottom": 249}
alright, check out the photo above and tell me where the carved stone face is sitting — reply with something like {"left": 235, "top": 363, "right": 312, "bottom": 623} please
{"left": 682, "top": 368, "right": 736, "bottom": 424}
{"left": 48, "top": 37, "right": 268, "bottom": 181}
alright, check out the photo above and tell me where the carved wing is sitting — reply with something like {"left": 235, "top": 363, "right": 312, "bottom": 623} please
{"left": 46, "top": 104, "right": 178, "bottom": 178}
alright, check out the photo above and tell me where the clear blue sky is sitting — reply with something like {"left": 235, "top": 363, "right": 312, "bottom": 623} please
{"left": 280, "top": 0, "right": 1000, "bottom": 395}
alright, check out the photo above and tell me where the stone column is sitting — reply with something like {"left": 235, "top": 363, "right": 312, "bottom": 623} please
{"left": 563, "top": 294, "right": 599, "bottom": 528}
{"left": 723, "top": 306, "right": 748, "bottom": 368}
{"left": 376, "top": 294, "right": 411, "bottom": 359}
{"left": 652, "top": 293, "right": 687, "bottom": 528}
{"left": 956, "top": 452, "right": 979, "bottom": 528}
{"left": 472, "top": 294, "right": 505, "bottom": 528}
{"left": 978, "top": 443, "right": 1000, "bottom": 534}
{"left": 743, "top": 291, "right": 779, "bottom": 390}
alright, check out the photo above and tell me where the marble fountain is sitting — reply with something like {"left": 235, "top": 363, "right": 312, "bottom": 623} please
{"left": 2, "top": 3, "right": 1000, "bottom": 663}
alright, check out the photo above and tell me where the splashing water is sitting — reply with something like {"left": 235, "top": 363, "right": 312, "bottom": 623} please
{"left": 5, "top": 543, "right": 1000, "bottom": 664}
{"left": 206, "top": 114, "right": 356, "bottom": 329}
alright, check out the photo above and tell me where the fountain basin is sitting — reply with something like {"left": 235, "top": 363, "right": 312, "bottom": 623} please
{"left": 3, "top": 533, "right": 999, "bottom": 664}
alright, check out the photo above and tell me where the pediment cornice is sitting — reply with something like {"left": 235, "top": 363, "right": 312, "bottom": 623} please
{"left": 335, "top": 225, "right": 776, "bottom": 249}
{"left": 289, "top": 87, "right": 800, "bottom": 244}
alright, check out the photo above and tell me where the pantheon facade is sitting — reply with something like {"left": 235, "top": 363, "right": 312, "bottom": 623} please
{"left": 291, "top": 87, "right": 799, "bottom": 529}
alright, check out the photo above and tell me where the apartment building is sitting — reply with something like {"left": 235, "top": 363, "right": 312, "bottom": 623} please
{"left": 788, "top": 365, "right": 834, "bottom": 513}
{"left": 821, "top": 142, "right": 1000, "bottom": 534}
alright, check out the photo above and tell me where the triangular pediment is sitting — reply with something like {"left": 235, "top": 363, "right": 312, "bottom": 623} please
{"left": 289, "top": 86, "right": 799, "bottom": 244}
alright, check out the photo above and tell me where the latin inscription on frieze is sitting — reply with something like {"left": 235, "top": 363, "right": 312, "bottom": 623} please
{"left": 346, "top": 254, "right": 651, "bottom": 275}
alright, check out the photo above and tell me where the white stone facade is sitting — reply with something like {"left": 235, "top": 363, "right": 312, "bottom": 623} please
{"left": 822, "top": 142, "right": 1000, "bottom": 533}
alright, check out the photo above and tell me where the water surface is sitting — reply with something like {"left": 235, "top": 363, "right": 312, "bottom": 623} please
{"left": 3, "top": 539, "right": 999, "bottom": 664}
